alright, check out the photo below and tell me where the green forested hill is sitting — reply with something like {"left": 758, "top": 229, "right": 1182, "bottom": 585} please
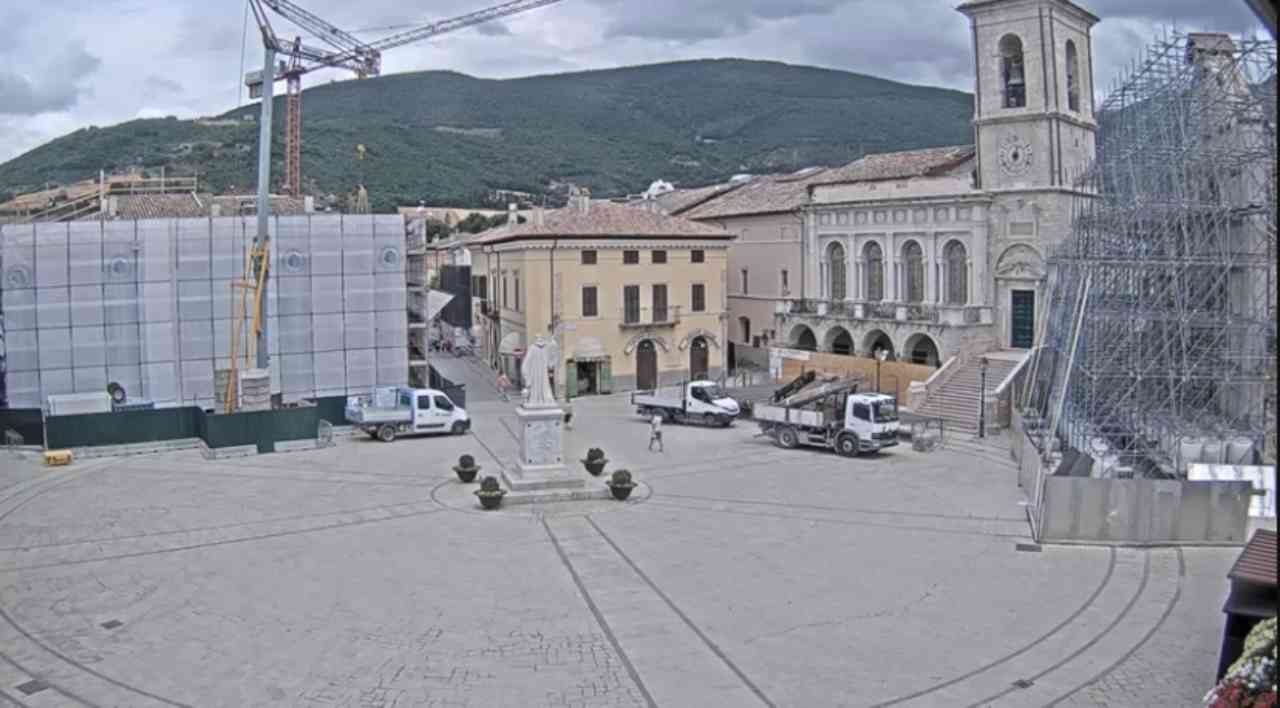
{"left": 0, "top": 59, "right": 973, "bottom": 211}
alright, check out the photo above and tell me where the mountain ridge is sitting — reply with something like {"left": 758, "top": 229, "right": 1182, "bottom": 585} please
{"left": 0, "top": 58, "right": 974, "bottom": 211}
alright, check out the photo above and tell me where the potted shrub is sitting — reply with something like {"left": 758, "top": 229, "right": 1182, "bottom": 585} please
{"left": 608, "top": 469, "right": 636, "bottom": 501}
{"left": 581, "top": 447, "right": 608, "bottom": 476}
{"left": 474, "top": 475, "right": 506, "bottom": 510}
{"left": 453, "top": 454, "right": 480, "bottom": 483}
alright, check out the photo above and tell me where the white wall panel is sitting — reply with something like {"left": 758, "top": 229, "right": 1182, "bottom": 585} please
{"left": 38, "top": 329, "right": 72, "bottom": 369}
{"left": 3, "top": 289, "right": 35, "bottom": 331}
{"left": 106, "top": 323, "right": 142, "bottom": 366}
{"left": 71, "top": 326, "right": 107, "bottom": 367}
{"left": 36, "top": 286, "right": 70, "bottom": 328}
{"left": 70, "top": 285, "right": 105, "bottom": 326}
{"left": 5, "top": 330, "right": 37, "bottom": 372}
{"left": 73, "top": 366, "right": 107, "bottom": 392}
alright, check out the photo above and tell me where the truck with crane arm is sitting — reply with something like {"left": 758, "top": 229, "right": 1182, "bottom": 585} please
{"left": 752, "top": 373, "right": 900, "bottom": 456}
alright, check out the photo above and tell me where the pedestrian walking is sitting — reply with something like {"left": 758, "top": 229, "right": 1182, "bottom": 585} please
{"left": 648, "top": 413, "right": 664, "bottom": 452}
{"left": 496, "top": 372, "right": 511, "bottom": 402}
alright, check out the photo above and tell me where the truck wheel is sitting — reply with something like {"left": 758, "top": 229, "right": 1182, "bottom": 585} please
{"left": 716, "top": 414, "right": 732, "bottom": 428}
{"left": 663, "top": 409, "right": 676, "bottom": 425}
{"left": 377, "top": 424, "right": 397, "bottom": 443}
{"left": 451, "top": 421, "right": 468, "bottom": 435}
{"left": 836, "top": 433, "right": 860, "bottom": 457}
{"left": 777, "top": 427, "right": 799, "bottom": 449}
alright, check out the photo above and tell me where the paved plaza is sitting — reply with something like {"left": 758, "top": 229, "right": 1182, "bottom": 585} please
{"left": 0, "top": 364, "right": 1239, "bottom": 707}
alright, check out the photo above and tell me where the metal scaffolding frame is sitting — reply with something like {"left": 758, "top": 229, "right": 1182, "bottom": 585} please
{"left": 1022, "top": 31, "right": 1277, "bottom": 477}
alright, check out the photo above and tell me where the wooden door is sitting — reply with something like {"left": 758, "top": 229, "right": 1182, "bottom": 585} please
{"left": 1011, "top": 290, "right": 1035, "bottom": 348}
{"left": 690, "top": 337, "right": 709, "bottom": 380}
{"left": 637, "top": 341, "right": 657, "bottom": 390}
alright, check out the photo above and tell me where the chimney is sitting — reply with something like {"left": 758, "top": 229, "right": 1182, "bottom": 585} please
{"left": 507, "top": 203, "right": 519, "bottom": 225}
{"left": 533, "top": 206, "right": 545, "bottom": 226}
{"left": 573, "top": 187, "right": 591, "bottom": 215}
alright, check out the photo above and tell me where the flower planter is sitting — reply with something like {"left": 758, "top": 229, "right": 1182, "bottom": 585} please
{"left": 582, "top": 458, "right": 608, "bottom": 476}
{"left": 608, "top": 483, "right": 635, "bottom": 501}
{"left": 475, "top": 490, "right": 506, "bottom": 510}
{"left": 454, "top": 465, "right": 480, "bottom": 483}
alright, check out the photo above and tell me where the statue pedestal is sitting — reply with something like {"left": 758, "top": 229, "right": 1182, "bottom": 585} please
{"left": 500, "top": 405, "right": 585, "bottom": 492}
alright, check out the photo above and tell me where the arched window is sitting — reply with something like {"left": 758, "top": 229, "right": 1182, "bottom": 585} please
{"left": 1000, "top": 34, "right": 1026, "bottom": 108}
{"left": 827, "top": 242, "right": 847, "bottom": 301}
{"left": 863, "top": 242, "right": 884, "bottom": 301}
{"left": 944, "top": 240, "right": 968, "bottom": 305}
{"left": 903, "top": 241, "right": 924, "bottom": 303}
{"left": 1065, "top": 40, "right": 1081, "bottom": 112}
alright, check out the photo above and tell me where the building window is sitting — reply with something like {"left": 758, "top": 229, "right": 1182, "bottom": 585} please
{"left": 691, "top": 283, "right": 706, "bottom": 312}
{"left": 826, "top": 242, "right": 846, "bottom": 301}
{"left": 623, "top": 250, "right": 639, "bottom": 264}
{"left": 652, "top": 284, "right": 668, "bottom": 322}
{"left": 513, "top": 270, "right": 521, "bottom": 312}
{"left": 624, "top": 286, "right": 641, "bottom": 324}
{"left": 740, "top": 268, "right": 749, "bottom": 295}
{"left": 581, "top": 250, "right": 597, "bottom": 265}
{"left": 739, "top": 316, "right": 751, "bottom": 344}
{"left": 1000, "top": 34, "right": 1026, "bottom": 108}
{"left": 691, "top": 249, "right": 705, "bottom": 263}
{"left": 582, "top": 286, "right": 598, "bottom": 317}
{"left": 863, "top": 242, "right": 883, "bottom": 301}
{"left": 652, "top": 250, "right": 667, "bottom": 264}
{"left": 944, "top": 240, "right": 968, "bottom": 305}
{"left": 780, "top": 269, "right": 789, "bottom": 295}
{"left": 903, "top": 241, "right": 924, "bottom": 303}
{"left": 1065, "top": 40, "right": 1081, "bottom": 112}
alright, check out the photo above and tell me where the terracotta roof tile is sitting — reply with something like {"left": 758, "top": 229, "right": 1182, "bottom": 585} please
{"left": 812, "top": 145, "right": 975, "bottom": 186}
{"left": 1230, "top": 529, "right": 1277, "bottom": 587}
{"left": 472, "top": 200, "right": 729, "bottom": 244}
{"left": 653, "top": 182, "right": 743, "bottom": 215}
{"left": 84, "top": 193, "right": 310, "bottom": 220}
{"left": 681, "top": 168, "right": 830, "bottom": 220}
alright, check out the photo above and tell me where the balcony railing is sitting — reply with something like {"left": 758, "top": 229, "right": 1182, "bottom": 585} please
{"left": 789, "top": 299, "right": 991, "bottom": 325}
{"left": 620, "top": 305, "right": 682, "bottom": 328}
{"left": 905, "top": 304, "right": 939, "bottom": 322}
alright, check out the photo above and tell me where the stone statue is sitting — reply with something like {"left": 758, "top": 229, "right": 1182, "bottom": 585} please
{"left": 520, "top": 335, "right": 557, "bottom": 409}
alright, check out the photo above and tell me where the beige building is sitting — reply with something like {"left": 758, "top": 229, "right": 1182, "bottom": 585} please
{"left": 467, "top": 195, "right": 734, "bottom": 397}
{"left": 669, "top": 169, "right": 829, "bottom": 361}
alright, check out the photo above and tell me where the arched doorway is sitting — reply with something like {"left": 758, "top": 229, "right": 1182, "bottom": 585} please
{"left": 903, "top": 333, "right": 941, "bottom": 367}
{"left": 689, "top": 337, "right": 709, "bottom": 379}
{"left": 636, "top": 340, "right": 658, "bottom": 390}
{"left": 825, "top": 327, "right": 854, "bottom": 355}
{"left": 790, "top": 324, "right": 817, "bottom": 352}
{"left": 863, "top": 330, "right": 894, "bottom": 360}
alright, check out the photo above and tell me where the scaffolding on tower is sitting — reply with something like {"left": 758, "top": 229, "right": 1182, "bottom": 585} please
{"left": 1020, "top": 31, "right": 1277, "bottom": 477}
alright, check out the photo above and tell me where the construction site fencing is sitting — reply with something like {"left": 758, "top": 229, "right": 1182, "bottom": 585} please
{"left": 42, "top": 403, "right": 318, "bottom": 453}
{"left": 774, "top": 348, "right": 936, "bottom": 404}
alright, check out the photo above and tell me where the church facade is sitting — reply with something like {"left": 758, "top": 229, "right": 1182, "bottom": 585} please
{"left": 781, "top": 0, "right": 1099, "bottom": 366}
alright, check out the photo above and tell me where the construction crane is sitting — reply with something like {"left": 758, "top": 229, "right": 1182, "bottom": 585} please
{"left": 246, "top": 0, "right": 564, "bottom": 196}
{"left": 225, "top": 0, "right": 561, "bottom": 412}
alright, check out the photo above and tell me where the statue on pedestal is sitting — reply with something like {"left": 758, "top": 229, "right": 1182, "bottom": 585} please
{"left": 520, "top": 336, "right": 558, "bottom": 409}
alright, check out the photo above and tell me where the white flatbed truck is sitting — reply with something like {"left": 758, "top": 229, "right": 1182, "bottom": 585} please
{"left": 345, "top": 387, "right": 470, "bottom": 442}
{"left": 753, "top": 376, "right": 899, "bottom": 456}
{"left": 631, "top": 380, "right": 741, "bottom": 427}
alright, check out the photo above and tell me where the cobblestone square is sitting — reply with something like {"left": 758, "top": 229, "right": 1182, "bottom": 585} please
{"left": 0, "top": 376, "right": 1238, "bottom": 707}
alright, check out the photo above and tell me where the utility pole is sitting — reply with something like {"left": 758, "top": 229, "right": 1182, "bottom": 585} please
{"left": 254, "top": 45, "right": 275, "bottom": 371}
{"left": 978, "top": 356, "right": 988, "bottom": 439}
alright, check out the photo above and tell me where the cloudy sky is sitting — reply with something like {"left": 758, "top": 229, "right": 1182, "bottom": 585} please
{"left": 0, "top": 0, "right": 1267, "bottom": 164}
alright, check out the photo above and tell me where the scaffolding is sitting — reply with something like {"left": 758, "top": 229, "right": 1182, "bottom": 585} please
{"left": 1021, "top": 31, "right": 1277, "bottom": 478}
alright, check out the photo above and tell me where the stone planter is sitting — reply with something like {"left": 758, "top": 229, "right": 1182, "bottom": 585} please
{"left": 475, "top": 490, "right": 506, "bottom": 510}
{"left": 608, "top": 483, "right": 635, "bottom": 501}
{"left": 582, "top": 458, "right": 608, "bottom": 476}
{"left": 454, "top": 464, "right": 480, "bottom": 483}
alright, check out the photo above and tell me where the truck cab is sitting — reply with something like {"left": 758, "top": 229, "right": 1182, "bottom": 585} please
{"left": 843, "top": 393, "right": 900, "bottom": 452}
{"left": 685, "top": 381, "right": 741, "bottom": 418}
{"left": 631, "top": 380, "right": 740, "bottom": 427}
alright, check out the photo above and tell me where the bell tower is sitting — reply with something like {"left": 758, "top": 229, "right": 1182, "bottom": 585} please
{"left": 960, "top": 0, "right": 1099, "bottom": 192}
{"left": 959, "top": 0, "right": 1100, "bottom": 348}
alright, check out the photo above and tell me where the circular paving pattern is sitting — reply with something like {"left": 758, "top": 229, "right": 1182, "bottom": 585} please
{"left": 0, "top": 395, "right": 1219, "bottom": 707}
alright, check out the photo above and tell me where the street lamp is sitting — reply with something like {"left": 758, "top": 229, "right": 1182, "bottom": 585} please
{"left": 978, "top": 356, "right": 988, "bottom": 439}
{"left": 875, "top": 348, "right": 888, "bottom": 393}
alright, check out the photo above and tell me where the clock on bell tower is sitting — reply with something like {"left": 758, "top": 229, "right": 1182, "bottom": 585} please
{"left": 959, "top": 0, "right": 1099, "bottom": 192}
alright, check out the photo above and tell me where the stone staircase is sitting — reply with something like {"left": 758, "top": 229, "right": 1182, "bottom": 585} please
{"left": 914, "top": 352, "right": 1025, "bottom": 435}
